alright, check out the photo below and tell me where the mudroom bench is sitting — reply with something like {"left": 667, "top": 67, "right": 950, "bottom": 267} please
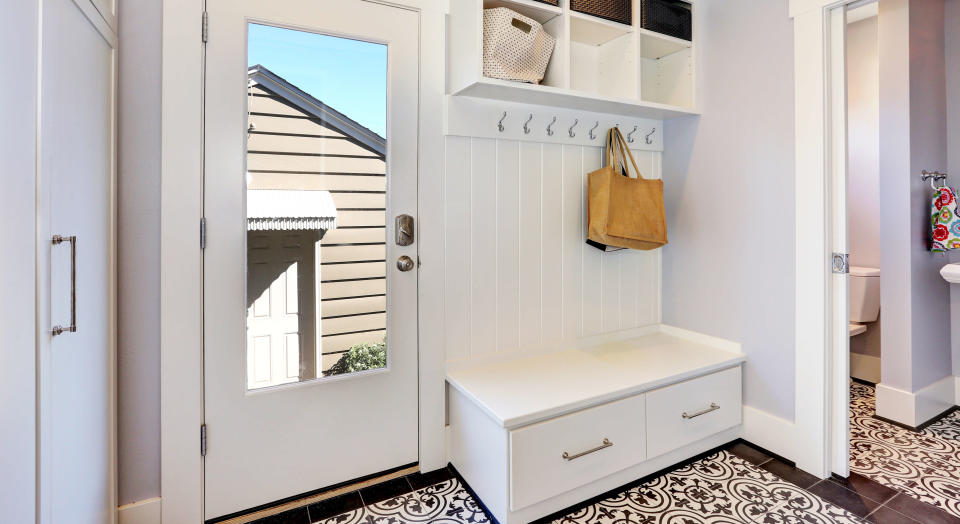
{"left": 446, "top": 325, "right": 746, "bottom": 524}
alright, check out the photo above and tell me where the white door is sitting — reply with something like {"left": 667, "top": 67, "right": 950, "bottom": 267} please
{"left": 203, "top": 0, "right": 420, "bottom": 518}
{"left": 36, "top": 0, "right": 116, "bottom": 522}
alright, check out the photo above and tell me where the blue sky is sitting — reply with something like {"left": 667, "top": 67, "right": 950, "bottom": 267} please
{"left": 249, "top": 23, "right": 387, "bottom": 137}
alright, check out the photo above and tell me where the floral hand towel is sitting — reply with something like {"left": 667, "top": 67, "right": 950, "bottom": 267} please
{"left": 931, "top": 186, "right": 960, "bottom": 252}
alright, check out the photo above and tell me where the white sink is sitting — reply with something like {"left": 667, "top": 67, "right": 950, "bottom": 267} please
{"left": 941, "top": 263, "right": 960, "bottom": 283}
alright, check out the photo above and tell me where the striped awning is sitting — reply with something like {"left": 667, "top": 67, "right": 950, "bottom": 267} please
{"left": 247, "top": 190, "right": 338, "bottom": 231}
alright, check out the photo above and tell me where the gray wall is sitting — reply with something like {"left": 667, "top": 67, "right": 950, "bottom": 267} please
{"left": 662, "top": 0, "right": 796, "bottom": 420}
{"left": 947, "top": 0, "right": 960, "bottom": 376}
{"left": 877, "top": 0, "right": 952, "bottom": 393}
{"left": 117, "top": 0, "right": 162, "bottom": 505}
{"left": 847, "top": 16, "right": 883, "bottom": 360}
{"left": 0, "top": 1, "right": 38, "bottom": 521}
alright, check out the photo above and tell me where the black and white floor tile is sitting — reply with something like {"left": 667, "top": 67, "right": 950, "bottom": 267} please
{"left": 313, "top": 478, "right": 489, "bottom": 524}
{"left": 549, "top": 451, "right": 865, "bottom": 524}
{"left": 849, "top": 381, "right": 960, "bottom": 519}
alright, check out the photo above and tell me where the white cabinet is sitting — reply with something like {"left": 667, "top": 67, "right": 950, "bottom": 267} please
{"left": 447, "top": 326, "right": 744, "bottom": 524}
{"left": 449, "top": 0, "right": 696, "bottom": 118}
{"left": 509, "top": 394, "right": 646, "bottom": 511}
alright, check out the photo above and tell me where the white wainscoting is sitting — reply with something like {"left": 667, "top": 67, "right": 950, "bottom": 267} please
{"left": 443, "top": 136, "right": 663, "bottom": 363}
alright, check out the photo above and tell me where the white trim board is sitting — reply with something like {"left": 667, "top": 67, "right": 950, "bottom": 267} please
{"left": 118, "top": 498, "right": 161, "bottom": 524}
{"left": 849, "top": 353, "right": 880, "bottom": 384}
{"left": 741, "top": 406, "right": 797, "bottom": 462}
{"left": 875, "top": 375, "right": 957, "bottom": 428}
{"left": 445, "top": 95, "right": 663, "bottom": 150}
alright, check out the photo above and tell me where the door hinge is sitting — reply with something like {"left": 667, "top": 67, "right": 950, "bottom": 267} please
{"left": 832, "top": 252, "right": 849, "bottom": 274}
{"left": 200, "top": 217, "right": 207, "bottom": 250}
{"left": 200, "top": 424, "right": 207, "bottom": 456}
{"left": 201, "top": 11, "right": 209, "bottom": 43}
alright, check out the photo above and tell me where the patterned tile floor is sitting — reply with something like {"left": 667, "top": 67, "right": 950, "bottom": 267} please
{"left": 249, "top": 386, "right": 960, "bottom": 524}
{"left": 850, "top": 381, "right": 960, "bottom": 520}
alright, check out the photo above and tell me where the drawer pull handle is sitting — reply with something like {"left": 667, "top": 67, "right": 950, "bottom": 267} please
{"left": 562, "top": 438, "right": 612, "bottom": 461}
{"left": 682, "top": 403, "right": 720, "bottom": 420}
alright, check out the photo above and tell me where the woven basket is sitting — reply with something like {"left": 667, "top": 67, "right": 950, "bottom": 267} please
{"left": 482, "top": 8, "right": 556, "bottom": 84}
{"left": 570, "top": 0, "right": 632, "bottom": 26}
{"left": 641, "top": 0, "right": 692, "bottom": 41}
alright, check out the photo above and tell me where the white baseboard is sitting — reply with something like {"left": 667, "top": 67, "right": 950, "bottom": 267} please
{"left": 876, "top": 375, "right": 956, "bottom": 427}
{"left": 849, "top": 353, "right": 880, "bottom": 384}
{"left": 118, "top": 497, "right": 161, "bottom": 524}
{"left": 741, "top": 405, "right": 797, "bottom": 464}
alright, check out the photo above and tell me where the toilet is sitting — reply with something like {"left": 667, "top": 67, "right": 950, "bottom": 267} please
{"left": 849, "top": 266, "right": 881, "bottom": 336}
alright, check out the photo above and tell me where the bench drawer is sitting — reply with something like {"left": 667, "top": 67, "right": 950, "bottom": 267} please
{"left": 646, "top": 366, "right": 742, "bottom": 458}
{"left": 509, "top": 394, "right": 646, "bottom": 511}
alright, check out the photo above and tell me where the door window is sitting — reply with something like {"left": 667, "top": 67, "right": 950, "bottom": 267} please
{"left": 246, "top": 24, "right": 388, "bottom": 390}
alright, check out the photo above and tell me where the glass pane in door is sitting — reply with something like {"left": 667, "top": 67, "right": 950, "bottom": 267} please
{"left": 245, "top": 23, "right": 387, "bottom": 390}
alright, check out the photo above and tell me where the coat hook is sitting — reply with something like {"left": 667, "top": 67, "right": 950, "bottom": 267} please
{"left": 498, "top": 111, "right": 507, "bottom": 133}
{"left": 589, "top": 121, "right": 599, "bottom": 140}
{"left": 546, "top": 116, "right": 557, "bottom": 136}
{"left": 644, "top": 127, "right": 656, "bottom": 145}
{"left": 568, "top": 118, "right": 579, "bottom": 138}
{"left": 627, "top": 125, "right": 639, "bottom": 143}
{"left": 523, "top": 113, "right": 533, "bottom": 135}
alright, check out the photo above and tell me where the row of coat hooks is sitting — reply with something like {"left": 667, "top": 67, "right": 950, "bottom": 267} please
{"left": 922, "top": 170, "right": 949, "bottom": 190}
{"left": 497, "top": 111, "right": 656, "bottom": 145}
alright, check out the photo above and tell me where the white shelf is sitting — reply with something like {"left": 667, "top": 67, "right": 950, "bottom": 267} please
{"left": 456, "top": 77, "right": 698, "bottom": 119}
{"left": 570, "top": 11, "right": 633, "bottom": 46}
{"left": 451, "top": 0, "right": 697, "bottom": 118}
{"left": 484, "top": 0, "right": 561, "bottom": 24}
{"left": 639, "top": 28, "right": 692, "bottom": 59}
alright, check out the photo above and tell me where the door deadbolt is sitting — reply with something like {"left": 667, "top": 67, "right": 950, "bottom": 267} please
{"left": 397, "top": 256, "right": 415, "bottom": 272}
{"left": 396, "top": 214, "right": 414, "bottom": 246}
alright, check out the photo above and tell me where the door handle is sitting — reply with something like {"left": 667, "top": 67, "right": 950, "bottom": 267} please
{"left": 396, "top": 214, "right": 414, "bottom": 246}
{"left": 397, "top": 256, "right": 415, "bottom": 272}
{"left": 52, "top": 235, "right": 77, "bottom": 336}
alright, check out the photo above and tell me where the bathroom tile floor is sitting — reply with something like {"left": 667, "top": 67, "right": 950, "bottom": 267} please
{"left": 850, "top": 381, "right": 960, "bottom": 520}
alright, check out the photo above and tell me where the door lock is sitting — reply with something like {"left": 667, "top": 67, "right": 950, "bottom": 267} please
{"left": 397, "top": 256, "right": 415, "bottom": 272}
{"left": 832, "top": 253, "right": 849, "bottom": 274}
{"left": 396, "top": 214, "right": 414, "bottom": 246}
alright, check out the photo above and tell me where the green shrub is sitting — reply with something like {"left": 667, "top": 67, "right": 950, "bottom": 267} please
{"left": 327, "top": 338, "right": 386, "bottom": 375}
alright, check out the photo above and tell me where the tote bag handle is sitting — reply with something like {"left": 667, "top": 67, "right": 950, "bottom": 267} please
{"left": 605, "top": 127, "right": 645, "bottom": 180}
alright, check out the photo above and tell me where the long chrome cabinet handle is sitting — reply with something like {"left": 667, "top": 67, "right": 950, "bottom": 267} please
{"left": 52, "top": 235, "right": 77, "bottom": 336}
{"left": 562, "top": 438, "right": 612, "bottom": 461}
{"left": 682, "top": 403, "right": 720, "bottom": 420}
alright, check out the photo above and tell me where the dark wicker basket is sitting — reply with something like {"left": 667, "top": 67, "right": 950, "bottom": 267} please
{"left": 641, "top": 0, "right": 692, "bottom": 41}
{"left": 570, "top": 0, "right": 632, "bottom": 26}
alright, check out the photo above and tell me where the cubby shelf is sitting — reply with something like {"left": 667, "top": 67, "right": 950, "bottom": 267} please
{"left": 449, "top": 0, "right": 697, "bottom": 119}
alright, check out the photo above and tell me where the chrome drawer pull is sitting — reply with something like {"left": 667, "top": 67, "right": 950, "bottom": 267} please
{"left": 562, "top": 438, "right": 612, "bottom": 461}
{"left": 682, "top": 403, "right": 720, "bottom": 420}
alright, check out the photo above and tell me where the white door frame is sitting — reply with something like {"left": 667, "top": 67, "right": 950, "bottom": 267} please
{"left": 159, "top": 1, "right": 448, "bottom": 522}
{"left": 789, "top": 0, "right": 857, "bottom": 478}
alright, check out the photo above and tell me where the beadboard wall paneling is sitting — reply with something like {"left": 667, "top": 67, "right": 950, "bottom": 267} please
{"left": 444, "top": 136, "right": 662, "bottom": 363}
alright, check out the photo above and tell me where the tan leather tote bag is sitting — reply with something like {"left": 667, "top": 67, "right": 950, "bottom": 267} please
{"left": 587, "top": 128, "right": 668, "bottom": 251}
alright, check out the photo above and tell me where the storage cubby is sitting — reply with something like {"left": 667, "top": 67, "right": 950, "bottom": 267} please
{"left": 449, "top": 0, "right": 697, "bottom": 119}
